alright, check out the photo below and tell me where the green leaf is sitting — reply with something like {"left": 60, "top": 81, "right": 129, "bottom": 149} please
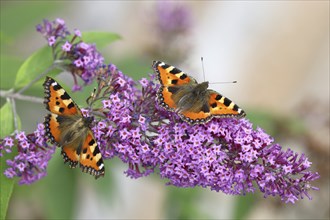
{"left": 82, "top": 32, "right": 121, "bottom": 48}
{"left": 0, "top": 102, "right": 19, "bottom": 220}
{"left": 0, "top": 102, "right": 16, "bottom": 137}
{"left": 0, "top": 55, "right": 22, "bottom": 90}
{"left": 0, "top": 150, "right": 16, "bottom": 220}
{"left": 13, "top": 31, "right": 120, "bottom": 90}
{"left": 14, "top": 46, "right": 59, "bottom": 89}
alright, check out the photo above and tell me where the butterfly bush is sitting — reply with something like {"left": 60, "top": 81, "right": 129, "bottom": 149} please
{"left": 36, "top": 18, "right": 104, "bottom": 90}
{"left": 0, "top": 124, "right": 56, "bottom": 184}
{"left": 0, "top": 18, "right": 319, "bottom": 203}
{"left": 86, "top": 65, "right": 319, "bottom": 204}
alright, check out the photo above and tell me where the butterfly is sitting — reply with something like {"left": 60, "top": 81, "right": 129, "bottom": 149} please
{"left": 43, "top": 76, "right": 105, "bottom": 179}
{"left": 153, "top": 61, "right": 246, "bottom": 125}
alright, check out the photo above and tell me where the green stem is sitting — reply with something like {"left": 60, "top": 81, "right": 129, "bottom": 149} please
{"left": 0, "top": 90, "right": 43, "bottom": 103}
{"left": 8, "top": 98, "right": 18, "bottom": 131}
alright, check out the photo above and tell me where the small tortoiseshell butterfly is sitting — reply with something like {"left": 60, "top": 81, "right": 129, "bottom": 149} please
{"left": 43, "top": 76, "right": 105, "bottom": 179}
{"left": 153, "top": 61, "right": 246, "bottom": 125}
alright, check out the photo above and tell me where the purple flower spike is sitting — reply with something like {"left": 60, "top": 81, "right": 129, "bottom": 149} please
{"left": 0, "top": 124, "right": 56, "bottom": 184}
{"left": 36, "top": 18, "right": 104, "bottom": 90}
{"left": 1, "top": 18, "right": 317, "bottom": 204}
{"left": 83, "top": 65, "right": 319, "bottom": 203}
{"left": 0, "top": 63, "right": 320, "bottom": 203}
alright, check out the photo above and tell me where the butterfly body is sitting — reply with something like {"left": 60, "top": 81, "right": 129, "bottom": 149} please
{"left": 43, "top": 77, "right": 105, "bottom": 178}
{"left": 55, "top": 114, "right": 92, "bottom": 146}
{"left": 153, "top": 61, "right": 246, "bottom": 124}
{"left": 170, "top": 81, "right": 210, "bottom": 113}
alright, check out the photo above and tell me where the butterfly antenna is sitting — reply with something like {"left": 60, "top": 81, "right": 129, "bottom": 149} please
{"left": 201, "top": 57, "right": 238, "bottom": 84}
{"left": 201, "top": 57, "right": 206, "bottom": 82}
{"left": 209, "top": 81, "right": 237, "bottom": 84}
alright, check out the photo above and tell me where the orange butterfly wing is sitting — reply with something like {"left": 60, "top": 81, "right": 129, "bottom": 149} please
{"left": 60, "top": 131, "right": 105, "bottom": 179}
{"left": 153, "top": 61, "right": 246, "bottom": 125}
{"left": 61, "top": 143, "right": 79, "bottom": 168}
{"left": 78, "top": 131, "right": 105, "bottom": 178}
{"left": 43, "top": 76, "right": 105, "bottom": 179}
{"left": 208, "top": 91, "right": 245, "bottom": 116}
{"left": 153, "top": 61, "right": 196, "bottom": 110}
{"left": 43, "top": 76, "right": 81, "bottom": 116}
{"left": 179, "top": 91, "right": 246, "bottom": 124}
{"left": 179, "top": 111, "right": 212, "bottom": 124}
{"left": 158, "top": 87, "right": 177, "bottom": 109}
{"left": 153, "top": 61, "right": 193, "bottom": 86}
{"left": 44, "top": 113, "right": 61, "bottom": 143}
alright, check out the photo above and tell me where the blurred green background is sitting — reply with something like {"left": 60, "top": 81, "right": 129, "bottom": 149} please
{"left": 0, "top": 1, "right": 329, "bottom": 219}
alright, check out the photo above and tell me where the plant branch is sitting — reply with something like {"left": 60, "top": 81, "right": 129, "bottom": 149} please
{"left": 0, "top": 90, "right": 43, "bottom": 103}
{"left": 8, "top": 98, "right": 18, "bottom": 131}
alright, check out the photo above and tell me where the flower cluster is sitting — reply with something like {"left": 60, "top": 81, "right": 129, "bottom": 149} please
{"left": 78, "top": 64, "right": 319, "bottom": 203}
{"left": 36, "top": 18, "right": 104, "bottom": 90}
{"left": 82, "top": 64, "right": 156, "bottom": 177}
{"left": 0, "top": 124, "right": 56, "bottom": 184}
{"left": 0, "top": 17, "right": 320, "bottom": 203}
{"left": 151, "top": 118, "right": 319, "bottom": 204}
{"left": 36, "top": 18, "right": 70, "bottom": 45}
